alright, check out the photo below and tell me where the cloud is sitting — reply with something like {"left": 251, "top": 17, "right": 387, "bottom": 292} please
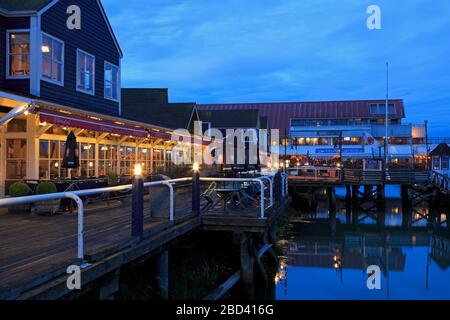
{"left": 103, "top": 0, "right": 450, "bottom": 136}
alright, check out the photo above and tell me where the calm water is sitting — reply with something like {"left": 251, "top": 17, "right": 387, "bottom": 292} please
{"left": 275, "top": 186, "right": 450, "bottom": 300}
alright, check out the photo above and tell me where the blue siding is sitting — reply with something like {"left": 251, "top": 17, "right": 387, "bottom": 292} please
{"left": 0, "top": 16, "right": 30, "bottom": 96}
{"left": 40, "top": 0, "right": 121, "bottom": 116}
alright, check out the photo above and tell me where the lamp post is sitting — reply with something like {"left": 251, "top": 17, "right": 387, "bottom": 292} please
{"left": 132, "top": 163, "right": 144, "bottom": 241}
{"left": 192, "top": 162, "right": 200, "bottom": 215}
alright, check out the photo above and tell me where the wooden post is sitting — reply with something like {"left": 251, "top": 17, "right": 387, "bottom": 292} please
{"left": 99, "top": 269, "right": 120, "bottom": 300}
{"left": 274, "top": 171, "right": 282, "bottom": 205}
{"left": 351, "top": 185, "right": 359, "bottom": 225}
{"left": 131, "top": 173, "right": 144, "bottom": 241}
{"left": 351, "top": 185, "right": 359, "bottom": 213}
{"left": 345, "top": 185, "right": 352, "bottom": 223}
{"left": 377, "top": 185, "right": 386, "bottom": 211}
{"left": 26, "top": 114, "right": 39, "bottom": 180}
{"left": 94, "top": 142, "right": 99, "bottom": 177}
{"left": 156, "top": 249, "right": 169, "bottom": 300}
{"left": 327, "top": 187, "right": 336, "bottom": 214}
{"left": 240, "top": 233, "right": 254, "bottom": 299}
{"left": 192, "top": 169, "right": 200, "bottom": 215}
{"left": 327, "top": 187, "right": 337, "bottom": 235}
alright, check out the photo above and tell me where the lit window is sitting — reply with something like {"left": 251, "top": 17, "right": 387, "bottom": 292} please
{"left": 42, "top": 34, "right": 64, "bottom": 84}
{"left": 104, "top": 62, "right": 119, "bottom": 101}
{"left": 77, "top": 49, "right": 95, "bottom": 94}
{"left": 442, "top": 157, "right": 449, "bottom": 170}
{"left": 7, "top": 31, "right": 30, "bottom": 78}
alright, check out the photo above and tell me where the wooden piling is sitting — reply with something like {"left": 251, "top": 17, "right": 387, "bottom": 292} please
{"left": 156, "top": 249, "right": 169, "bottom": 300}
{"left": 240, "top": 233, "right": 254, "bottom": 299}
{"left": 376, "top": 185, "right": 386, "bottom": 211}
{"left": 351, "top": 185, "right": 359, "bottom": 213}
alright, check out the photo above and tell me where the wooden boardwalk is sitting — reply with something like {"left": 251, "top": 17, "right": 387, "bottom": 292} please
{"left": 0, "top": 182, "right": 288, "bottom": 300}
{"left": 0, "top": 186, "right": 196, "bottom": 300}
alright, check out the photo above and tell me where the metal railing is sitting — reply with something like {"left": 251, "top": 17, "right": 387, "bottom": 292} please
{"left": 287, "top": 166, "right": 342, "bottom": 182}
{"left": 344, "top": 169, "right": 430, "bottom": 185}
{"left": 0, "top": 173, "right": 279, "bottom": 262}
{"left": 0, "top": 178, "right": 192, "bottom": 261}
{"left": 200, "top": 176, "right": 273, "bottom": 219}
{"left": 144, "top": 177, "right": 193, "bottom": 221}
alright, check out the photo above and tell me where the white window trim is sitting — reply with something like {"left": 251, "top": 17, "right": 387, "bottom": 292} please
{"left": 104, "top": 61, "right": 120, "bottom": 102}
{"left": 6, "top": 29, "right": 31, "bottom": 80}
{"left": 41, "top": 32, "right": 64, "bottom": 87}
{"left": 76, "top": 48, "right": 95, "bottom": 96}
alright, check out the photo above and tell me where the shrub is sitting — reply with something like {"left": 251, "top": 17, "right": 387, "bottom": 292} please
{"left": 36, "top": 181, "right": 58, "bottom": 195}
{"left": 9, "top": 182, "right": 32, "bottom": 197}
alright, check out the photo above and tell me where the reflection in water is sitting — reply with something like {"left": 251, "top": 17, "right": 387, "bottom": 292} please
{"left": 276, "top": 187, "right": 450, "bottom": 300}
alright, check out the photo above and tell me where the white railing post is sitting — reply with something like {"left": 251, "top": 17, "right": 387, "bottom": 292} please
{"left": 259, "top": 176, "right": 273, "bottom": 207}
{"left": 162, "top": 181, "right": 174, "bottom": 222}
{"left": 66, "top": 193, "right": 84, "bottom": 260}
{"left": 144, "top": 177, "right": 192, "bottom": 223}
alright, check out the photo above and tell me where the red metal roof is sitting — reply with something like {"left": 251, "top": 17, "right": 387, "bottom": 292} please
{"left": 197, "top": 99, "right": 405, "bottom": 134}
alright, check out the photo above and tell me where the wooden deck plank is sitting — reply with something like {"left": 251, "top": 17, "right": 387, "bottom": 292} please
{"left": 0, "top": 203, "right": 169, "bottom": 299}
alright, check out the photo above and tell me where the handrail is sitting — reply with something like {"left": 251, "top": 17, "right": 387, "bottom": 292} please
{"left": 143, "top": 177, "right": 193, "bottom": 221}
{"left": 0, "top": 177, "right": 194, "bottom": 260}
{"left": 200, "top": 177, "right": 270, "bottom": 218}
{"left": 0, "top": 192, "right": 85, "bottom": 260}
{"left": 259, "top": 176, "right": 273, "bottom": 207}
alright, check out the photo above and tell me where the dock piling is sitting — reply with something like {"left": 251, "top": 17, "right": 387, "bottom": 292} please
{"left": 131, "top": 173, "right": 144, "bottom": 241}
{"left": 240, "top": 233, "right": 254, "bottom": 299}
{"left": 156, "top": 250, "right": 169, "bottom": 300}
{"left": 192, "top": 169, "right": 201, "bottom": 215}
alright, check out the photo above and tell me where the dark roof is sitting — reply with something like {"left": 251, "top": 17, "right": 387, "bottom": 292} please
{"left": 121, "top": 88, "right": 196, "bottom": 130}
{"left": 198, "top": 109, "right": 260, "bottom": 129}
{"left": 430, "top": 143, "right": 450, "bottom": 156}
{"left": 198, "top": 99, "right": 405, "bottom": 133}
{"left": 0, "top": 0, "right": 52, "bottom": 11}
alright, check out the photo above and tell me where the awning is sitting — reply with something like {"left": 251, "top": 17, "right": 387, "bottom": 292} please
{"left": 147, "top": 129, "right": 172, "bottom": 141}
{"left": 38, "top": 110, "right": 148, "bottom": 138}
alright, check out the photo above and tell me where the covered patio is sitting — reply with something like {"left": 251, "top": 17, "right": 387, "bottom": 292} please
{"left": 0, "top": 90, "right": 197, "bottom": 197}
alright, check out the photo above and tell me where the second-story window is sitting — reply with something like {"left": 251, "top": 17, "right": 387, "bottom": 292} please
{"left": 7, "top": 31, "right": 30, "bottom": 78}
{"left": 77, "top": 49, "right": 95, "bottom": 95}
{"left": 104, "top": 62, "right": 119, "bottom": 101}
{"left": 42, "top": 34, "right": 64, "bottom": 85}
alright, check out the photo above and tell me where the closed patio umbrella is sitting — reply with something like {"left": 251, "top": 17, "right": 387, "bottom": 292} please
{"left": 62, "top": 131, "right": 80, "bottom": 168}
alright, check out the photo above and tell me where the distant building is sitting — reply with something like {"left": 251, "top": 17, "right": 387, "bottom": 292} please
{"left": 198, "top": 99, "right": 428, "bottom": 168}
{"left": 0, "top": 1, "right": 196, "bottom": 197}
{"left": 198, "top": 109, "right": 268, "bottom": 170}
{"left": 430, "top": 143, "right": 450, "bottom": 175}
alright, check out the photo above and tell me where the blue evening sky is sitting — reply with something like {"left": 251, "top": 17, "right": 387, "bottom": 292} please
{"left": 103, "top": 0, "right": 450, "bottom": 136}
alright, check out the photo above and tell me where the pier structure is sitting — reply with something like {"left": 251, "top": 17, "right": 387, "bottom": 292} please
{"left": 0, "top": 171, "right": 290, "bottom": 300}
{"left": 288, "top": 166, "right": 450, "bottom": 229}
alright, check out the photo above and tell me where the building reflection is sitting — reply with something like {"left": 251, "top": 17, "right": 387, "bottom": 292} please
{"left": 275, "top": 210, "right": 450, "bottom": 297}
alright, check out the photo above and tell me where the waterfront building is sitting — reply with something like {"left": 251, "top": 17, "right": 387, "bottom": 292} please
{"left": 0, "top": 1, "right": 196, "bottom": 197}
{"left": 198, "top": 100, "right": 429, "bottom": 168}
{"left": 430, "top": 143, "right": 450, "bottom": 175}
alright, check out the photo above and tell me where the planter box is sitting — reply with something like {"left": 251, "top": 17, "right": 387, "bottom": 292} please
{"left": 34, "top": 200, "right": 61, "bottom": 215}
{"left": 8, "top": 204, "right": 32, "bottom": 214}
